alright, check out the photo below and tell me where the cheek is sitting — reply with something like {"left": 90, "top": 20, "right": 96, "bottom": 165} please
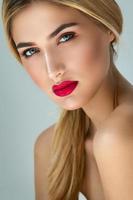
{"left": 22, "top": 60, "right": 48, "bottom": 89}
{"left": 78, "top": 37, "right": 110, "bottom": 77}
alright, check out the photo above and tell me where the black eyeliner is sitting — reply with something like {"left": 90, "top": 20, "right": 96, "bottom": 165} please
{"left": 21, "top": 32, "right": 76, "bottom": 58}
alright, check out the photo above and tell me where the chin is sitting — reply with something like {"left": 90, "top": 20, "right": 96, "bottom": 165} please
{"left": 63, "top": 106, "right": 80, "bottom": 110}
{"left": 52, "top": 92, "right": 89, "bottom": 110}
{"left": 58, "top": 100, "right": 84, "bottom": 110}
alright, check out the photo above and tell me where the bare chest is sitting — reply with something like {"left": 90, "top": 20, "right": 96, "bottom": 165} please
{"left": 80, "top": 140, "right": 105, "bottom": 200}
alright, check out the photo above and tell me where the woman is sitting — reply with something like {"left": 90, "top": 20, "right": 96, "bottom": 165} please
{"left": 2, "top": 0, "right": 133, "bottom": 200}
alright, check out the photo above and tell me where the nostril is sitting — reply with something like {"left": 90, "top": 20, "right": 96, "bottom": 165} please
{"left": 48, "top": 72, "right": 62, "bottom": 83}
{"left": 56, "top": 72, "right": 62, "bottom": 77}
{"left": 49, "top": 71, "right": 61, "bottom": 78}
{"left": 48, "top": 68, "right": 65, "bottom": 83}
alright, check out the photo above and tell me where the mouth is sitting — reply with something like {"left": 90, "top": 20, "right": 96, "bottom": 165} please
{"left": 52, "top": 80, "right": 79, "bottom": 97}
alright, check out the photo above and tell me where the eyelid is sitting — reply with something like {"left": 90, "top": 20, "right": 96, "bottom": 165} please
{"left": 58, "top": 31, "right": 76, "bottom": 42}
{"left": 20, "top": 31, "right": 76, "bottom": 58}
{"left": 20, "top": 47, "right": 39, "bottom": 57}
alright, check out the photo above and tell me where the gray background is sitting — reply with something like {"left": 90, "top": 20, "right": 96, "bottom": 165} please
{"left": 0, "top": 0, "right": 133, "bottom": 200}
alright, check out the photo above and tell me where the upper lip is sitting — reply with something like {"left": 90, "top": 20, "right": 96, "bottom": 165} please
{"left": 52, "top": 80, "right": 78, "bottom": 91}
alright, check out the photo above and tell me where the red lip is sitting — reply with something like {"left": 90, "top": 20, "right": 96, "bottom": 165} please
{"left": 52, "top": 80, "right": 78, "bottom": 97}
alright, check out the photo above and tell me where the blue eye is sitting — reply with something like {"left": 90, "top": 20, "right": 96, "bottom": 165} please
{"left": 21, "top": 32, "right": 75, "bottom": 58}
{"left": 59, "top": 32, "right": 75, "bottom": 43}
{"left": 22, "top": 47, "right": 39, "bottom": 58}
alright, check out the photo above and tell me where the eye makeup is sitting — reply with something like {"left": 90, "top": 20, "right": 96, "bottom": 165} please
{"left": 20, "top": 31, "right": 76, "bottom": 59}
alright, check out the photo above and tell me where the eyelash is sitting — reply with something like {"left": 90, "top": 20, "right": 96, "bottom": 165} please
{"left": 21, "top": 32, "right": 76, "bottom": 59}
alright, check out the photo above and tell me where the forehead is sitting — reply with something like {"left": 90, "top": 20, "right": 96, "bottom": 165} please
{"left": 11, "top": 1, "right": 102, "bottom": 43}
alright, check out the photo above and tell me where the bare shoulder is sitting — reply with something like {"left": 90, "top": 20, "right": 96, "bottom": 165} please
{"left": 34, "top": 123, "right": 56, "bottom": 200}
{"left": 34, "top": 123, "right": 56, "bottom": 153}
{"left": 93, "top": 105, "right": 133, "bottom": 200}
{"left": 93, "top": 102, "right": 133, "bottom": 152}
{"left": 105, "top": 103, "right": 133, "bottom": 133}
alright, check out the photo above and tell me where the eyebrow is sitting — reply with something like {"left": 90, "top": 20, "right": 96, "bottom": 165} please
{"left": 16, "top": 22, "right": 79, "bottom": 49}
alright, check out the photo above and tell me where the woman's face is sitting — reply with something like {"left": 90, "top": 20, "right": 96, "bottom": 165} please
{"left": 12, "top": 1, "right": 114, "bottom": 110}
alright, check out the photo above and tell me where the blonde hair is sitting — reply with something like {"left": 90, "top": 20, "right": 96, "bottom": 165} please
{"left": 2, "top": 0, "right": 123, "bottom": 199}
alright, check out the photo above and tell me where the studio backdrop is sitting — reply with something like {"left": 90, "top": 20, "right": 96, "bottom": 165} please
{"left": 0, "top": 0, "right": 133, "bottom": 200}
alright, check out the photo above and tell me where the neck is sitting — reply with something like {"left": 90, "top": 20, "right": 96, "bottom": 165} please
{"left": 82, "top": 64, "right": 118, "bottom": 137}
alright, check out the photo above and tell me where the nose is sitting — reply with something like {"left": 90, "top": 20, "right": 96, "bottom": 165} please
{"left": 45, "top": 50, "right": 65, "bottom": 83}
{"left": 48, "top": 70, "right": 64, "bottom": 84}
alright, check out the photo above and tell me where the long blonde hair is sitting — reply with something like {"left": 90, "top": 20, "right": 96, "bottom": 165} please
{"left": 2, "top": 0, "right": 123, "bottom": 199}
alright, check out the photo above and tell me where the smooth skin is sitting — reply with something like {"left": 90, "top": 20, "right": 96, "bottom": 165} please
{"left": 12, "top": 1, "right": 133, "bottom": 200}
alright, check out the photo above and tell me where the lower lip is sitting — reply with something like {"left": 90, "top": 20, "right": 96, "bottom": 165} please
{"left": 53, "top": 81, "right": 78, "bottom": 97}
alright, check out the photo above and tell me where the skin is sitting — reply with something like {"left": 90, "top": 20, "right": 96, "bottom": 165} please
{"left": 12, "top": 2, "right": 133, "bottom": 200}
{"left": 12, "top": 1, "right": 116, "bottom": 127}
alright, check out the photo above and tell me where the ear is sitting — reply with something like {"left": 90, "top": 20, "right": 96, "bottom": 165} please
{"left": 108, "top": 31, "right": 115, "bottom": 43}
